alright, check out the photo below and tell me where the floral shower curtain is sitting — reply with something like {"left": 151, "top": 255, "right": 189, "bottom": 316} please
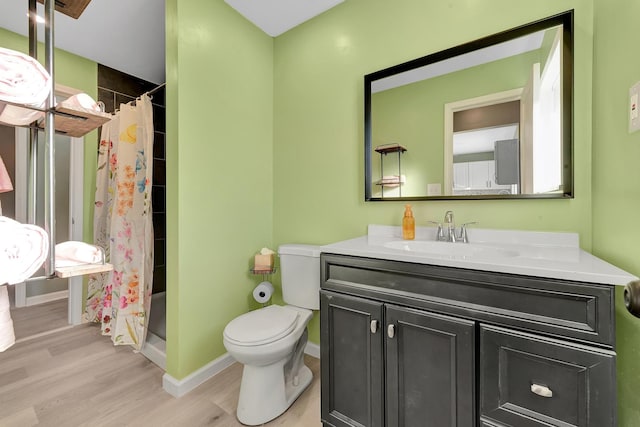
{"left": 86, "top": 94, "right": 154, "bottom": 350}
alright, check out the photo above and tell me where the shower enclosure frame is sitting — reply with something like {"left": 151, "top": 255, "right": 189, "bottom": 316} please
{"left": 12, "top": 124, "right": 85, "bottom": 325}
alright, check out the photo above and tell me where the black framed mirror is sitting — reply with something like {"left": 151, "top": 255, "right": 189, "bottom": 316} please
{"left": 365, "top": 10, "right": 573, "bottom": 201}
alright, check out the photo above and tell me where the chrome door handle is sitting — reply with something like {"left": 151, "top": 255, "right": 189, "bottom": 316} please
{"left": 387, "top": 324, "right": 395, "bottom": 338}
{"left": 530, "top": 383, "right": 553, "bottom": 398}
{"left": 370, "top": 320, "right": 379, "bottom": 333}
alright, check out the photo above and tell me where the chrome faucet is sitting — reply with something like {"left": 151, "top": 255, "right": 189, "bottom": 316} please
{"left": 444, "top": 211, "right": 456, "bottom": 243}
{"left": 429, "top": 211, "right": 477, "bottom": 243}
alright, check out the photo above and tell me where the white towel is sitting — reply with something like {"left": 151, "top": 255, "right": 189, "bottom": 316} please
{"left": 0, "top": 216, "right": 49, "bottom": 285}
{"left": 0, "top": 103, "right": 44, "bottom": 126}
{"left": 0, "top": 47, "right": 50, "bottom": 126}
{"left": 0, "top": 47, "right": 51, "bottom": 106}
{"left": 55, "top": 241, "right": 103, "bottom": 267}
{"left": 0, "top": 285, "right": 15, "bottom": 352}
{"left": 59, "top": 93, "right": 101, "bottom": 113}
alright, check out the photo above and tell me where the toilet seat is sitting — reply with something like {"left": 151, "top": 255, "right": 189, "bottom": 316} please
{"left": 224, "top": 305, "right": 299, "bottom": 346}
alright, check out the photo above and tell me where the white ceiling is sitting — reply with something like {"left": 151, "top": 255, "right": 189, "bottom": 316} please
{"left": 453, "top": 124, "right": 519, "bottom": 155}
{"left": 225, "top": 0, "right": 344, "bottom": 37}
{"left": 0, "top": 1, "right": 343, "bottom": 85}
{"left": 0, "top": 0, "right": 166, "bottom": 84}
{"left": 372, "top": 30, "right": 547, "bottom": 93}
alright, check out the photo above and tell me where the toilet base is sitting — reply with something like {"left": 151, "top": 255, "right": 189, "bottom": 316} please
{"left": 236, "top": 362, "right": 313, "bottom": 426}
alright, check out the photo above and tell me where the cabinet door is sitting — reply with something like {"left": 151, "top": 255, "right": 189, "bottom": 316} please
{"left": 320, "top": 291, "right": 384, "bottom": 427}
{"left": 487, "top": 159, "right": 513, "bottom": 190}
{"left": 468, "top": 161, "right": 490, "bottom": 189}
{"left": 453, "top": 162, "right": 469, "bottom": 189}
{"left": 494, "top": 138, "right": 519, "bottom": 185}
{"left": 480, "top": 324, "right": 616, "bottom": 427}
{"left": 385, "top": 305, "right": 476, "bottom": 427}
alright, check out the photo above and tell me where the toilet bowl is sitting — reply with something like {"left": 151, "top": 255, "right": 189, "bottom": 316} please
{"left": 223, "top": 305, "right": 313, "bottom": 425}
{"left": 223, "top": 244, "right": 320, "bottom": 426}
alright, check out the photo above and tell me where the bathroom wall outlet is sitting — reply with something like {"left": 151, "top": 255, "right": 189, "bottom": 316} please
{"left": 630, "top": 81, "right": 640, "bottom": 133}
{"left": 427, "top": 183, "right": 441, "bottom": 196}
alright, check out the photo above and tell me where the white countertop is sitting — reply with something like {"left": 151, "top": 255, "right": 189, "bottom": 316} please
{"left": 320, "top": 225, "right": 638, "bottom": 286}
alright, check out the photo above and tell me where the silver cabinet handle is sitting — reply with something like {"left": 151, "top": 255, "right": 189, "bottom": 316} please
{"left": 530, "top": 383, "right": 553, "bottom": 398}
{"left": 370, "top": 320, "right": 379, "bottom": 333}
{"left": 387, "top": 324, "right": 395, "bottom": 338}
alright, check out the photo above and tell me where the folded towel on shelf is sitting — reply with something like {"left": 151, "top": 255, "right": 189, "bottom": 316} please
{"left": 0, "top": 103, "right": 44, "bottom": 126}
{"left": 55, "top": 241, "right": 103, "bottom": 267}
{"left": 58, "top": 93, "right": 102, "bottom": 113}
{"left": 0, "top": 216, "right": 49, "bottom": 285}
{"left": 0, "top": 47, "right": 50, "bottom": 126}
{"left": 0, "top": 285, "right": 15, "bottom": 352}
{"left": 0, "top": 47, "right": 51, "bottom": 106}
{"left": 376, "top": 175, "right": 406, "bottom": 185}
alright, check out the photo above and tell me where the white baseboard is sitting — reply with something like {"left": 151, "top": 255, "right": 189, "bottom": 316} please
{"left": 162, "top": 352, "right": 236, "bottom": 398}
{"left": 305, "top": 341, "right": 320, "bottom": 359}
{"left": 26, "top": 290, "right": 68, "bottom": 306}
{"left": 141, "top": 332, "right": 166, "bottom": 370}
{"left": 161, "top": 342, "right": 321, "bottom": 398}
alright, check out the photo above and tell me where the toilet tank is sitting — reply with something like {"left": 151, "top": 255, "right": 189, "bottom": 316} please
{"left": 278, "top": 244, "right": 321, "bottom": 310}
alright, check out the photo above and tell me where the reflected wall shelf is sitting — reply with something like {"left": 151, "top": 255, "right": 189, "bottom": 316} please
{"left": 374, "top": 143, "right": 407, "bottom": 197}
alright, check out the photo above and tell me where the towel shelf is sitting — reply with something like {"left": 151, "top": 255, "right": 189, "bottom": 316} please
{"left": 43, "top": 104, "right": 111, "bottom": 137}
{"left": 0, "top": 100, "right": 111, "bottom": 138}
{"left": 0, "top": 0, "right": 107, "bottom": 284}
{"left": 55, "top": 262, "right": 113, "bottom": 279}
{"left": 36, "top": 0, "right": 92, "bottom": 19}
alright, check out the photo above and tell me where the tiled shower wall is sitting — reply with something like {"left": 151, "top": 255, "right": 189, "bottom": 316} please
{"left": 97, "top": 64, "right": 166, "bottom": 294}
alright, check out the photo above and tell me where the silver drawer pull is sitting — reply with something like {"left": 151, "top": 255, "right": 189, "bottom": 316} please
{"left": 530, "top": 383, "right": 553, "bottom": 398}
{"left": 370, "top": 320, "right": 379, "bottom": 333}
{"left": 387, "top": 324, "right": 395, "bottom": 338}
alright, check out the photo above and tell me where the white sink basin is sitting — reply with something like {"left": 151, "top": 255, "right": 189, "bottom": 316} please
{"left": 383, "top": 240, "right": 519, "bottom": 259}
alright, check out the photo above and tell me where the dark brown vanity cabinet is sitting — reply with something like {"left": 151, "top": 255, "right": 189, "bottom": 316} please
{"left": 320, "top": 291, "right": 475, "bottom": 427}
{"left": 320, "top": 253, "right": 617, "bottom": 427}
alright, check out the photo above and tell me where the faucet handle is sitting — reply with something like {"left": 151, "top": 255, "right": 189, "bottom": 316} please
{"left": 427, "top": 221, "right": 445, "bottom": 241}
{"left": 458, "top": 222, "right": 478, "bottom": 243}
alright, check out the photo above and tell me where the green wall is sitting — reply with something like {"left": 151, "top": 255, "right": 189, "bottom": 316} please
{"left": 592, "top": 0, "right": 640, "bottom": 424}
{"left": 273, "top": 1, "right": 594, "bottom": 345}
{"left": 166, "top": 0, "right": 274, "bottom": 379}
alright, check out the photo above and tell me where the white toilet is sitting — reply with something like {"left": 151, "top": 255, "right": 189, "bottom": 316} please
{"left": 223, "top": 244, "right": 320, "bottom": 426}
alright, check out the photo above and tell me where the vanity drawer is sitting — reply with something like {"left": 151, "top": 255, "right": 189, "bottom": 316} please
{"left": 480, "top": 324, "right": 616, "bottom": 427}
{"left": 321, "top": 254, "right": 615, "bottom": 347}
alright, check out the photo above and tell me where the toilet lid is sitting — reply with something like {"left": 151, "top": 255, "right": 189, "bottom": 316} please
{"left": 224, "top": 305, "right": 299, "bottom": 346}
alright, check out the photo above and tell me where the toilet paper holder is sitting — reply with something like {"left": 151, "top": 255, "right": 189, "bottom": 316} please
{"left": 253, "top": 281, "right": 274, "bottom": 304}
{"left": 250, "top": 268, "right": 277, "bottom": 305}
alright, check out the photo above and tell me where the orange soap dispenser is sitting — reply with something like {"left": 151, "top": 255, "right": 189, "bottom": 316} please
{"left": 402, "top": 204, "right": 415, "bottom": 240}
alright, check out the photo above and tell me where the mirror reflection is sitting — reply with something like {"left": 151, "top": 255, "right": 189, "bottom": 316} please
{"left": 365, "top": 11, "right": 573, "bottom": 200}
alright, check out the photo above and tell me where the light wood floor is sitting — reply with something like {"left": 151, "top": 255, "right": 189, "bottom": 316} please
{"left": 7, "top": 289, "right": 70, "bottom": 341}
{"left": 0, "top": 310, "right": 321, "bottom": 426}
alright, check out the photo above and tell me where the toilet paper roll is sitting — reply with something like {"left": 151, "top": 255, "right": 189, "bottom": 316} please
{"left": 253, "top": 281, "right": 274, "bottom": 304}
